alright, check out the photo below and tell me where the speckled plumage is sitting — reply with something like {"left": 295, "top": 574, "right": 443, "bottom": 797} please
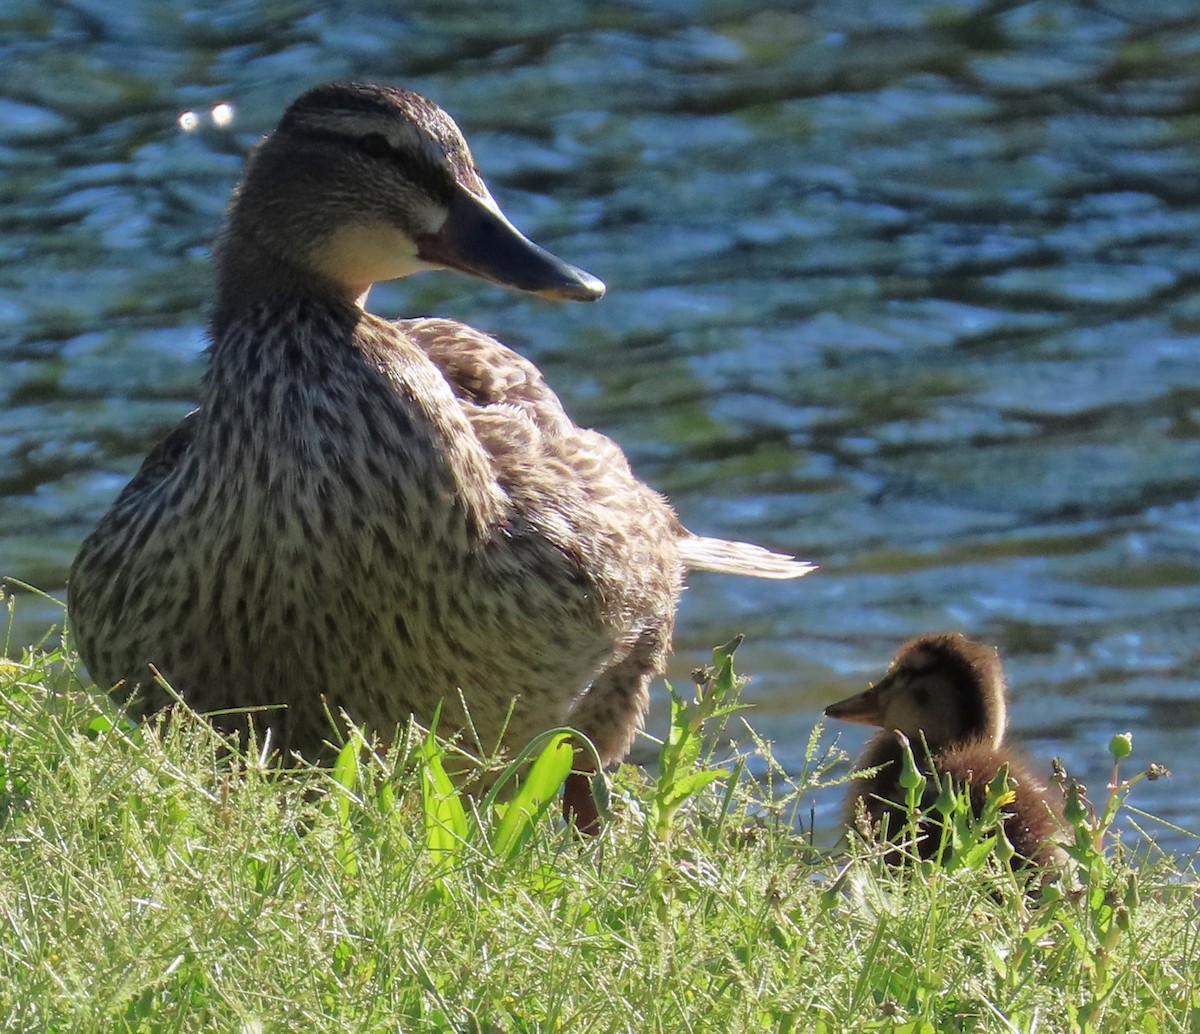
{"left": 825, "top": 633, "right": 1064, "bottom": 870}
{"left": 69, "top": 82, "right": 812, "bottom": 778}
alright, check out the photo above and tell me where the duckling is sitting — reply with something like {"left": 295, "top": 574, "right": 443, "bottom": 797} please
{"left": 824, "top": 633, "right": 1063, "bottom": 869}
{"left": 68, "top": 82, "right": 812, "bottom": 827}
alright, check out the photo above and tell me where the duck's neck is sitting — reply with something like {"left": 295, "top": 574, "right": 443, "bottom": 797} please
{"left": 211, "top": 226, "right": 363, "bottom": 338}
{"left": 882, "top": 710, "right": 1003, "bottom": 761}
{"left": 203, "top": 227, "right": 371, "bottom": 416}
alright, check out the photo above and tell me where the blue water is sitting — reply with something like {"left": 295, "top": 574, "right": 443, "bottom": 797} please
{"left": 2, "top": 0, "right": 1199, "bottom": 850}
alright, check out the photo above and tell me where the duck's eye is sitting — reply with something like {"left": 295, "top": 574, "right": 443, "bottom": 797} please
{"left": 361, "top": 133, "right": 392, "bottom": 158}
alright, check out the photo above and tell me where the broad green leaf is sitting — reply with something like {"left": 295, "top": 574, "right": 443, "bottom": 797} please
{"left": 331, "top": 734, "right": 361, "bottom": 825}
{"left": 494, "top": 732, "right": 573, "bottom": 858}
{"left": 330, "top": 734, "right": 362, "bottom": 876}
{"left": 661, "top": 769, "right": 729, "bottom": 810}
{"left": 421, "top": 730, "right": 467, "bottom": 870}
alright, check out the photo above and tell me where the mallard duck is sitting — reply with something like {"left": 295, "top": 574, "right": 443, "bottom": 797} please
{"left": 69, "top": 81, "right": 812, "bottom": 825}
{"left": 824, "top": 633, "right": 1063, "bottom": 869}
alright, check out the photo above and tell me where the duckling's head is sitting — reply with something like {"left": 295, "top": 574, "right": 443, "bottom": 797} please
{"left": 825, "top": 633, "right": 1007, "bottom": 752}
{"left": 219, "top": 81, "right": 604, "bottom": 303}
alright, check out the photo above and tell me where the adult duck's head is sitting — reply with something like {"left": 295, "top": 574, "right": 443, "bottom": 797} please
{"left": 825, "top": 633, "right": 1008, "bottom": 752}
{"left": 218, "top": 81, "right": 605, "bottom": 304}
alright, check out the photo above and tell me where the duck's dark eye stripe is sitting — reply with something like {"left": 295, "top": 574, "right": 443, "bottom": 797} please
{"left": 361, "top": 132, "right": 392, "bottom": 157}
{"left": 286, "top": 122, "right": 456, "bottom": 203}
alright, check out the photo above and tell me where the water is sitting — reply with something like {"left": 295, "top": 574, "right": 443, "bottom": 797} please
{"left": 2, "top": 0, "right": 1199, "bottom": 849}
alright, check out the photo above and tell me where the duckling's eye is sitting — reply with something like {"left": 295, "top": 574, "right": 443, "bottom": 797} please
{"left": 361, "top": 133, "right": 393, "bottom": 158}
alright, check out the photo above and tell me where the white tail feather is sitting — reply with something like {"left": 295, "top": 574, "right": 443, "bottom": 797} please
{"left": 679, "top": 535, "right": 816, "bottom": 580}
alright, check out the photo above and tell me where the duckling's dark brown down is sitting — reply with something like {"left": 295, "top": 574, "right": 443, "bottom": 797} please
{"left": 825, "top": 633, "right": 1063, "bottom": 869}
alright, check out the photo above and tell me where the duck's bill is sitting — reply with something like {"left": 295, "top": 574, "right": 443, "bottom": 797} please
{"left": 824, "top": 686, "right": 884, "bottom": 726}
{"left": 416, "top": 186, "right": 605, "bottom": 302}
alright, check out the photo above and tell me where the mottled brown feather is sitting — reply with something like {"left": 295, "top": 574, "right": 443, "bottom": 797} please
{"left": 69, "top": 82, "right": 811, "bottom": 781}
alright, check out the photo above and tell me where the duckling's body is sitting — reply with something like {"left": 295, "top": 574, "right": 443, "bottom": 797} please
{"left": 825, "top": 633, "right": 1062, "bottom": 869}
{"left": 69, "top": 83, "right": 811, "bottom": 787}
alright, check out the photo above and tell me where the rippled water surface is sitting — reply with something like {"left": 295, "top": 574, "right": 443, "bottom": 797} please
{"left": 3, "top": 0, "right": 1199, "bottom": 847}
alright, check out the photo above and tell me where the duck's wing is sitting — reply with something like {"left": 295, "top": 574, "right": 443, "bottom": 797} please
{"left": 401, "top": 317, "right": 812, "bottom": 580}
{"left": 79, "top": 409, "right": 199, "bottom": 539}
{"left": 131, "top": 410, "right": 199, "bottom": 482}
{"left": 68, "top": 409, "right": 199, "bottom": 678}
{"left": 398, "top": 317, "right": 575, "bottom": 433}
{"left": 398, "top": 317, "right": 649, "bottom": 481}
{"left": 400, "top": 317, "right": 686, "bottom": 616}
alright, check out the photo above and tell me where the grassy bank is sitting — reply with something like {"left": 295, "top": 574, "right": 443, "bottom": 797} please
{"left": 1, "top": 594, "right": 1198, "bottom": 1033}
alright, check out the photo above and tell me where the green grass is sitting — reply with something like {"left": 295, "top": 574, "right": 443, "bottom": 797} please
{"left": 1, "top": 592, "right": 1198, "bottom": 1034}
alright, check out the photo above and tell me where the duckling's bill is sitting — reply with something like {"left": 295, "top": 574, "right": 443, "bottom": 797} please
{"left": 416, "top": 185, "right": 605, "bottom": 302}
{"left": 824, "top": 685, "right": 886, "bottom": 726}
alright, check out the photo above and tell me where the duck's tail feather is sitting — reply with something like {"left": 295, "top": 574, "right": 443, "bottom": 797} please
{"left": 679, "top": 536, "right": 816, "bottom": 580}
